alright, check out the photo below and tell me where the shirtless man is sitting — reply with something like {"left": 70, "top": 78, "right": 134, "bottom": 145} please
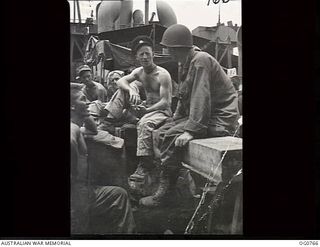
{"left": 104, "top": 35, "right": 172, "bottom": 183}
{"left": 77, "top": 65, "right": 108, "bottom": 103}
{"left": 70, "top": 83, "right": 136, "bottom": 234}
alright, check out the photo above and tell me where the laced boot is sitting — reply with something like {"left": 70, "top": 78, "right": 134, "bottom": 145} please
{"left": 128, "top": 157, "right": 154, "bottom": 196}
{"left": 139, "top": 171, "right": 170, "bottom": 207}
{"left": 129, "top": 164, "right": 148, "bottom": 180}
{"left": 129, "top": 156, "right": 153, "bottom": 180}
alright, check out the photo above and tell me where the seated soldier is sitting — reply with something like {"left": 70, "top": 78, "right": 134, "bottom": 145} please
{"left": 70, "top": 83, "right": 136, "bottom": 234}
{"left": 103, "top": 70, "right": 125, "bottom": 102}
{"left": 77, "top": 65, "right": 108, "bottom": 103}
{"left": 103, "top": 36, "right": 173, "bottom": 187}
{"left": 139, "top": 24, "right": 240, "bottom": 207}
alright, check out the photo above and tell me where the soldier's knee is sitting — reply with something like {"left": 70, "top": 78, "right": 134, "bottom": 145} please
{"left": 137, "top": 120, "right": 155, "bottom": 132}
{"left": 164, "top": 127, "right": 183, "bottom": 138}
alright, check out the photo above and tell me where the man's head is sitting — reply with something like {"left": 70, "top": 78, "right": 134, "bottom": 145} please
{"left": 104, "top": 70, "right": 124, "bottom": 95}
{"left": 131, "top": 36, "right": 154, "bottom": 67}
{"left": 77, "top": 65, "right": 93, "bottom": 87}
{"left": 106, "top": 70, "right": 124, "bottom": 85}
{"left": 160, "top": 24, "right": 193, "bottom": 62}
{"left": 70, "top": 83, "right": 90, "bottom": 118}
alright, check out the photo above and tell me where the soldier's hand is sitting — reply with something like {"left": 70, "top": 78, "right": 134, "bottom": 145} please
{"left": 175, "top": 131, "right": 194, "bottom": 147}
{"left": 135, "top": 104, "right": 148, "bottom": 118}
{"left": 129, "top": 88, "right": 141, "bottom": 105}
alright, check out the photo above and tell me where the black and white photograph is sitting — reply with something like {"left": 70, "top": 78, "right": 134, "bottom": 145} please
{"left": 2, "top": 0, "right": 319, "bottom": 242}
{"left": 69, "top": 0, "right": 243, "bottom": 235}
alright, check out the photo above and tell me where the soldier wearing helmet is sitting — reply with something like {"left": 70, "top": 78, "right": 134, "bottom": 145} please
{"left": 139, "top": 24, "right": 240, "bottom": 207}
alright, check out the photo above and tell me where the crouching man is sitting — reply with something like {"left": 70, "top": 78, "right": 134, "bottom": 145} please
{"left": 104, "top": 36, "right": 172, "bottom": 184}
{"left": 77, "top": 65, "right": 108, "bottom": 103}
{"left": 139, "top": 24, "right": 240, "bottom": 207}
{"left": 70, "top": 83, "right": 136, "bottom": 234}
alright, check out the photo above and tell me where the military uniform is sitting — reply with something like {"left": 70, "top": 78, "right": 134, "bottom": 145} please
{"left": 157, "top": 48, "right": 239, "bottom": 176}
{"left": 105, "top": 81, "right": 171, "bottom": 157}
{"left": 71, "top": 122, "right": 136, "bottom": 234}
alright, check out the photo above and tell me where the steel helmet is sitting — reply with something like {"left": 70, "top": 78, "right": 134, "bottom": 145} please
{"left": 160, "top": 24, "right": 193, "bottom": 48}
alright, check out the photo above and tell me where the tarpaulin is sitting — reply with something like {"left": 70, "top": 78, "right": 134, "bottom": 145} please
{"left": 84, "top": 38, "right": 173, "bottom": 71}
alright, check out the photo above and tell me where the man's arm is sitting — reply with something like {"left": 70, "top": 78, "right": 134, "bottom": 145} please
{"left": 175, "top": 60, "right": 212, "bottom": 147}
{"left": 183, "top": 64, "right": 211, "bottom": 135}
{"left": 117, "top": 68, "right": 141, "bottom": 105}
{"left": 71, "top": 123, "right": 87, "bottom": 156}
{"left": 83, "top": 116, "right": 98, "bottom": 134}
{"left": 144, "top": 71, "right": 172, "bottom": 113}
{"left": 97, "top": 85, "right": 108, "bottom": 103}
{"left": 173, "top": 100, "right": 186, "bottom": 120}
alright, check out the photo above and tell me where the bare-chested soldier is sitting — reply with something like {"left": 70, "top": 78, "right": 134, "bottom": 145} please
{"left": 104, "top": 35, "right": 172, "bottom": 185}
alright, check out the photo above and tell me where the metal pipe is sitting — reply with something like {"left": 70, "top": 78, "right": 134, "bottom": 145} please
{"left": 153, "top": 23, "right": 156, "bottom": 50}
{"left": 156, "top": 0, "right": 177, "bottom": 27}
{"left": 73, "top": 0, "right": 76, "bottom": 23}
{"left": 215, "top": 38, "right": 219, "bottom": 60}
{"left": 227, "top": 37, "right": 231, "bottom": 68}
{"left": 236, "top": 26, "right": 242, "bottom": 82}
{"left": 76, "top": 0, "right": 82, "bottom": 23}
{"left": 145, "top": 0, "right": 149, "bottom": 25}
{"left": 97, "top": 1, "right": 121, "bottom": 33}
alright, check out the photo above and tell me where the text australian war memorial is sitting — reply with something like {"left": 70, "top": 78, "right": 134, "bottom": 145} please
{"left": 70, "top": 0, "right": 242, "bottom": 235}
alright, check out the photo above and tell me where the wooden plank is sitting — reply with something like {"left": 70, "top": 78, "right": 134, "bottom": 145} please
{"left": 74, "top": 38, "right": 84, "bottom": 58}
{"left": 181, "top": 162, "right": 216, "bottom": 182}
{"left": 76, "top": 0, "right": 81, "bottom": 23}
{"left": 182, "top": 137, "right": 242, "bottom": 183}
{"left": 227, "top": 45, "right": 232, "bottom": 68}
{"left": 218, "top": 45, "right": 228, "bottom": 64}
{"left": 152, "top": 130, "right": 242, "bottom": 182}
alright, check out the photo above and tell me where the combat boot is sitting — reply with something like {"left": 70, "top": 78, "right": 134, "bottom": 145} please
{"left": 139, "top": 171, "right": 170, "bottom": 207}
{"left": 128, "top": 156, "right": 154, "bottom": 196}
{"left": 129, "top": 163, "right": 149, "bottom": 180}
{"left": 129, "top": 156, "right": 153, "bottom": 180}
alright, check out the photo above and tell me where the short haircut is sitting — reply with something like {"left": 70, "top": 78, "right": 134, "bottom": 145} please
{"left": 70, "top": 83, "right": 84, "bottom": 104}
{"left": 131, "top": 35, "right": 153, "bottom": 56}
{"left": 108, "top": 70, "right": 124, "bottom": 78}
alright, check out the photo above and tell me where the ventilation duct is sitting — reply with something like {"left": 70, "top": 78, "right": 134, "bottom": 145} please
{"left": 133, "top": 9, "right": 144, "bottom": 27}
{"left": 156, "top": 0, "right": 177, "bottom": 28}
{"left": 97, "top": 0, "right": 133, "bottom": 33}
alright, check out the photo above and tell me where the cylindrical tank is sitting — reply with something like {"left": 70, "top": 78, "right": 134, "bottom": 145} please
{"left": 97, "top": 0, "right": 133, "bottom": 32}
{"left": 95, "top": 2, "right": 101, "bottom": 23}
{"left": 97, "top": 1, "right": 121, "bottom": 33}
{"left": 156, "top": 0, "right": 177, "bottom": 28}
{"left": 119, "top": 0, "right": 133, "bottom": 29}
{"left": 236, "top": 26, "right": 242, "bottom": 47}
{"left": 132, "top": 9, "right": 144, "bottom": 27}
